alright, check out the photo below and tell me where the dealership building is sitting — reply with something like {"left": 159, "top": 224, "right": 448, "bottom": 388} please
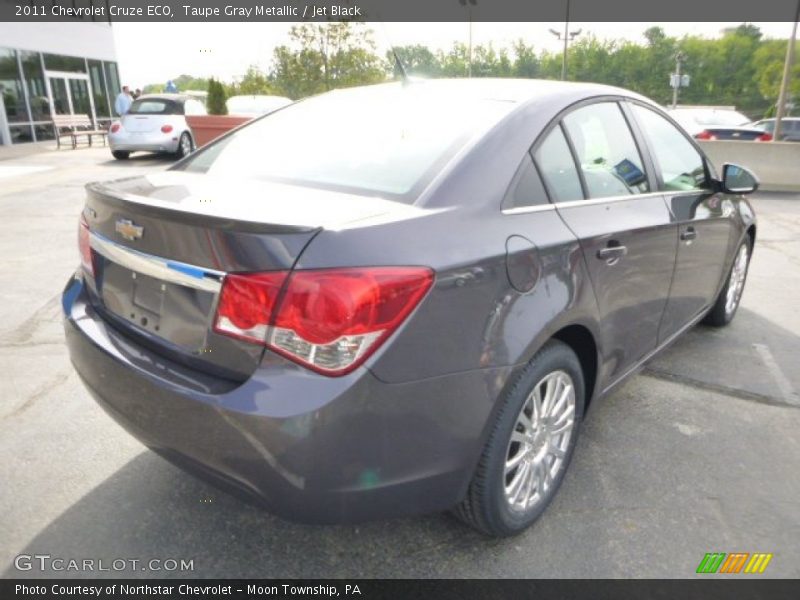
{"left": 0, "top": 21, "right": 121, "bottom": 145}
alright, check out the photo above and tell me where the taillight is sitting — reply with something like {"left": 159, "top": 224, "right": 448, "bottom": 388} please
{"left": 756, "top": 132, "right": 773, "bottom": 142}
{"left": 214, "top": 272, "right": 287, "bottom": 343}
{"left": 78, "top": 213, "right": 93, "bottom": 276}
{"left": 695, "top": 130, "right": 716, "bottom": 140}
{"left": 213, "top": 267, "right": 434, "bottom": 376}
{"left": 110, "top": 122, "right": 121, "bottom": 133}
{"left": 161, "top": 124, "right": 173, "bottom": 133}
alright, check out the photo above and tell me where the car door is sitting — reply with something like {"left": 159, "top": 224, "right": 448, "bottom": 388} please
{"left": 628, "top": 102, "right": 735, "bottom": 343}
{"left": 534, "top": 100, "right": 678, "bottom": 384}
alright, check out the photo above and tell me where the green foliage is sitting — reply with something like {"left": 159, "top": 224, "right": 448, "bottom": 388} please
{"left": 233, "top": 65, "right": 276, "bottom": 95}
{"left": 206, "top": 78, "right": 228, "bottom": 115}
{"left": 270, "top": 23, "right": 385, "bottom": 99}
{"left": 386, "top": 45, "right": 441, "bottom": 78}
{"left": 141, "top": 23, "right": 798, "bottom": 118}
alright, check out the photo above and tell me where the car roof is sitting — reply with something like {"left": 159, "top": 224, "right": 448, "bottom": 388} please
{"left": 136, "top": 94, "right": 191, "bottom": 104}
{"left": 326, "top": 78, "right": 649, "bottom": 107}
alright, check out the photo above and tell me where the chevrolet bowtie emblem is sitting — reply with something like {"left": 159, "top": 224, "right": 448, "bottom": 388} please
{"left": 115, "top": 219, "right": 144, "bottom": 241}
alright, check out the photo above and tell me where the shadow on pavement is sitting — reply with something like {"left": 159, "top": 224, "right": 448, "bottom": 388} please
{"left": 5, "top": 451, "right": 487, "bottom": 579}
{"left": 645, "top": 307, "right": 800, "bottom": 407}
{"left": 97, "top": 153, "right": 177, "bottom": 168}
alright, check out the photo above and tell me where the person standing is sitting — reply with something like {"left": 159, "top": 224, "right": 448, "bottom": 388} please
{"left": 114, "top": 86, "right": 133, "bottom": 116}
{"left": 132, "top": 88, "right": 142, "bottom": 100}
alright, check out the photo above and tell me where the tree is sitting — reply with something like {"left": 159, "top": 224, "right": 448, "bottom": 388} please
{"left": 511, "top": 41, "right": 540, "bottom": 78}
{"left": 234, "top": 65, "right": 276, "bottom": 95}
{"left": 270, "top": 23, "right": 385, "bottom": 99}
{"left": 207, "top": 78, "right": 227, "bottom": 115}
{"left": 386, "top": 45, "right": 441, "bottom": 78}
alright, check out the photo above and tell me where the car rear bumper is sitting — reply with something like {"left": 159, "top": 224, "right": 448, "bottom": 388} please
{"left": 109, "top": 131, "right": 180, "bottom": 153}
{"left": 63, "top": 274, "right": 502, "bottom": 523}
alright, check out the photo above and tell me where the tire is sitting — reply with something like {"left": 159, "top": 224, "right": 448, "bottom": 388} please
{"left": 176, "top": 132, "right": 194, "bottom": 159}
{"left": 454, "top": 340, "right": 585, "bottom": 537}
{"left": 703, "top": 237, "right": 752, "bottom": 327}
{"left": 111, "top": 150, "right": 130, "bottom": 160}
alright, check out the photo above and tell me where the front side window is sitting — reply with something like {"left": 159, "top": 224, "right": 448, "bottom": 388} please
{"left": 533, "top": 126, "right": 583, "bottom": 202}
{"left": 562, "top": 102, "right": 650, "bottom": 198}
{"left": 631, "top": 104, "right": 710, "bottom": 192}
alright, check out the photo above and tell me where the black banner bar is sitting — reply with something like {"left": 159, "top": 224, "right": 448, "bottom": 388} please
{"left": 2, "top": 0, "right": 800, "bottom": 23}
{"left": 3, "top": 579, "right": 800, "bottom": 600}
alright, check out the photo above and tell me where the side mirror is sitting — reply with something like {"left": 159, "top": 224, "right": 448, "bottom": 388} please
{"left": 721, "top": 163, "right": 759, "bottom": 195}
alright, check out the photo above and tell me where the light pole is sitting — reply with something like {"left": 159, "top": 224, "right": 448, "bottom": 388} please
{"left": 671, "top": 51, "right": 687, "bottom": 109}
{"left": 549, "top": 0, "right": 581, "bottom": 81}
{"left": 774, "top": 0, "right": 800, "bottom": 141}
{"left": 459, "top": 0, "right": 477, "bottom": 78}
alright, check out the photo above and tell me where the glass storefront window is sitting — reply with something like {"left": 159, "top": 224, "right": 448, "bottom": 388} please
{"left": 19, "top": 50, "right": 49, "bottom": 122}
{"left": 104, "top": 61, "right": 120, "bottom": 100}
{"left": 43, "top": 53, "right": 86, "bottom": 73}
{"left": 0, "top": 47, "right": 28, "bottom": 123}
{"left": 9, "top": 124, "right": 34, "bottom": 143}
{"left": 33, "top": 123, "right": 54, "bottom": 141}
{"left": 88, "top": 59, "right": 109, "bottom": 117}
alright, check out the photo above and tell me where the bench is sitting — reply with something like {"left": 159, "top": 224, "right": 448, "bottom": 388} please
{"left": 53, "top": 114, "right": 107, "bottom": 149}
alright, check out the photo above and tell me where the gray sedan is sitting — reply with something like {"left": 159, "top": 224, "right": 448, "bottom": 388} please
{"left": 64, "top": 79, "right": 757, "bottom": 536}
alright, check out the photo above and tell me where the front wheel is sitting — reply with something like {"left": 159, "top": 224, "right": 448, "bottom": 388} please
{"left": 454, "top": 340, "right": 584, "bottom": 536}
{"left": 703, "top": 238, "right": 751, "bottom": 327}
{"left": 175, "top": 132, "right": 194, "bottom": 159}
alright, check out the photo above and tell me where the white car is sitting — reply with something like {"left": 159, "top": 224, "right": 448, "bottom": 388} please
{"left": 109, "top": 94, "right": 207, "bottom": 160}
{"left": 225, "top": 95, "right": 292, "bottom": 117}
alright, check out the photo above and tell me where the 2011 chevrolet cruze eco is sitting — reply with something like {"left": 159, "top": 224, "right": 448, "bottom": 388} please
{"left": 63, "top": 79, "right": 757, "bottom": 536}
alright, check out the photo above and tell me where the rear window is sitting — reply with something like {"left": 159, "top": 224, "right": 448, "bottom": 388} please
{"left": 175, "top": 84, "right": 514, "bottom": 201}
{"left": 128, "top": 99, "right": 181, "bottom": 115}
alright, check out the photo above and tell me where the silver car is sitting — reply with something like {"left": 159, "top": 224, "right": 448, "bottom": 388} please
{"left": 109, "top": 94, "right": 206, "bottom": 160}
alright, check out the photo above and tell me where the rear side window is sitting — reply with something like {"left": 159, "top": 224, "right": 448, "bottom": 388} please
{"left": 562, "top": 102, "right": 649, "bottom": 198}
{"left": 502, "top": 155, "right": 549, "bottom": 209}
{"left": 631, "top": 104, "right": 710, "bottom": 192}
{"left": 128, "top": 99, "right": 181, "bottom": 115}
{"left": 534, "top": 126, "right": 583, "bottom": 202}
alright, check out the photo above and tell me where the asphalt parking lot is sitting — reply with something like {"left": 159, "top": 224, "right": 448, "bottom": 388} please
{"left": 1, "top": 146, "right": 798, "bottom": 579}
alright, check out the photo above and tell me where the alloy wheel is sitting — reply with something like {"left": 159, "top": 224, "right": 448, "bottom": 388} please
{"left": 725, "top": 243, "right": 749, "bottom": 316}
{"left": 504, "top": 370, "right": 576, "bottom": 512}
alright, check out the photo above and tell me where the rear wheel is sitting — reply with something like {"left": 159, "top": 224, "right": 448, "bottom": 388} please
{"left": 111, "top": 150, "right": 130, "bottom": 160}
{"left": 176, "top": 132, "right": 194, "bottom": 159}
{"left": 454, "top": 340, "right": 584, "bottom": 536}
{"left": 703, "top": 238, "right": 751, "bottom": 327}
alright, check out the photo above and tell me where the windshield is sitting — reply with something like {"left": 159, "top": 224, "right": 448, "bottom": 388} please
{"left": 176, "top": 84, "right": 515, "bottom": 200}
{"left": 128, "top": 98, "right": 181, "bottom": 115}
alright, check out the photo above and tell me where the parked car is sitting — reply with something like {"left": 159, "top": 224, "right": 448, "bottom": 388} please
{"left": 225, "top": 94, "right": 292, "bottom": 117}
{"left": 108, "top": 94, "right": 206, "bottom": 160}
{"left": 668, "top": 106, "right": 771, "bottom": 141}
{"left": 64, "top": 80, "right": 757, "bottom": 537}
{"left": 749, "top": 117, "right": 800, "bottom": 142}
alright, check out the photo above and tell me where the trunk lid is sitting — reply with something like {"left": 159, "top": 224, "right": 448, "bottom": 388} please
{"left": 83, "top": 171, "right": 423, "bottom": 381}
{"left": 121, "top": 114, "right": 164, "bottom": 133}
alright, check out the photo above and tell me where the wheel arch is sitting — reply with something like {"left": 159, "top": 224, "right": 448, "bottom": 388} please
{"left": 551, "top": 324, "right": 599, "bottom": 414}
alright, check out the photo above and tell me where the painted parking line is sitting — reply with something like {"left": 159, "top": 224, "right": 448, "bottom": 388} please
{"left": 752, "top": 343, "right": 800, "bottom": 406}
{"left": 0, "top": 165, "right": 54, "bottom": 180}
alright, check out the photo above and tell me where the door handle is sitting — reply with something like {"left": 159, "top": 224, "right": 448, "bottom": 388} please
{"left": 680, "top": 227, "right": 697, "bottom": 241}
{"left": 596, "top": 244, "right": 628, "bottom": 265}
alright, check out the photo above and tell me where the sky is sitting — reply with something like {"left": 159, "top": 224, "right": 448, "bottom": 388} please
{"left": 113, "top": 22, "right": 796, "bottom": 88}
